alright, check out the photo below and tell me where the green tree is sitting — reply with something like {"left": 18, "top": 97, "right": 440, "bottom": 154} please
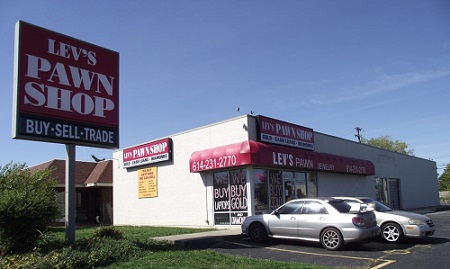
{"left": 0, "top": 162, "right": 60, "bottom": 254}
{"left": 361, "top": 135, "right": 415, "bottom": 155}
{"left": 439, "top": 163, "right": 450, "bottom": 191}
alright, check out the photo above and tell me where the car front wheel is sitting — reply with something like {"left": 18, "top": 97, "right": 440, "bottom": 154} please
{"left": 249, "top": 222, "right": 267, "bottom": 242}
{"left": 320, "top": 227, "right": 343, "bottom": 251}
{"left": 381, "top": 223, "right": 403, "bottom": 242}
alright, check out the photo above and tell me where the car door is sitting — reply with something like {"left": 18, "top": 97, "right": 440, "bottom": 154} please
{"left": 268, "top": 201, "right": 304, "bottom": 238}
{"left": 297, "top": 201, "right": 328, "bottom": 239}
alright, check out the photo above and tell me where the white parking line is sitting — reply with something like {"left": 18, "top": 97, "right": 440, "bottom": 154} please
{"left": 264, "top": 246, "right": 396, "bottom": 269}
{"left": 228, "top": 241, "right": 396, "bottom": 268}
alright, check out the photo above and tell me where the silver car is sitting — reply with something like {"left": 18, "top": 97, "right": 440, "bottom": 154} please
{"left": 333, "top": 197, "right": 436, "bottom": 243}
{"left": 241, "top": 198, "right": 380, "bottom": 250}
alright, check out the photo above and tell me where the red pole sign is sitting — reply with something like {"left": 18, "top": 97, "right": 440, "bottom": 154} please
{"left": 12, "top": 21, "right": 119, "bottom": 148}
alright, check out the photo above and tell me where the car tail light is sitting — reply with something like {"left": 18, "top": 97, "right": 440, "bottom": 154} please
{"left": 352, "top": 217, "right": 366, "bottom": 227}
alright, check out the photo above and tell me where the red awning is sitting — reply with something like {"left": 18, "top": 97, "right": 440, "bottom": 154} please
{"left": 189, "top": 141, "right": 258, "bottom": 172}
{"left": 189, "top": 140, "right": 375, "bottom": 175}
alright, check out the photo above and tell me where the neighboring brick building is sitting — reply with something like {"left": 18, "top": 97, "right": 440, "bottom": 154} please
{"left": 30, "top": 159, "right": 113, "bottom": 225}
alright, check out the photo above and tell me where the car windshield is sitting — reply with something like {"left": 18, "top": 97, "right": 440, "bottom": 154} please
{"left": 360, "top": 198, "right": 392, "bottom": 212}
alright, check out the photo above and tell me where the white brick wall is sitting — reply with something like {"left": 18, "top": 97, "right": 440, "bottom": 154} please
{"left": 113, "top": 115, "right": 250, "bottom": 227}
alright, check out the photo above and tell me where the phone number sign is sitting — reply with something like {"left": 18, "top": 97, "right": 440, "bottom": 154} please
{"left": 191, "top": 155, "right": 238, "bottom": 172}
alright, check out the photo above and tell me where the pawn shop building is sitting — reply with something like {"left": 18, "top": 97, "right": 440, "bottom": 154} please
{"left": 112, "top": 115, "right": 440, "bottom": 226}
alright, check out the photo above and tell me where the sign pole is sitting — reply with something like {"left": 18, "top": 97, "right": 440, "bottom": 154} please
{"left": 13, "top": 21, "right": 119, "bottom": 244}
{"left": 65, "top": 144, "right": 76, "bottom": 244}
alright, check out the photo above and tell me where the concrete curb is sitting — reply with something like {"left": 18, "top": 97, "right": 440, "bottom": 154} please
{"left": 410, "top": 205, "right": 450, "bottom": 214}
{"left": 152, "top": 228, "right": 241, "bottom": 248}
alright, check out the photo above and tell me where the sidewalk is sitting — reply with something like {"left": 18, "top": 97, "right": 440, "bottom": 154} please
{"left": 411, "top": 204, "right": 450, "bottom": 214}
{"left": 152, "top": 227, "right": 241, "bottom": 248}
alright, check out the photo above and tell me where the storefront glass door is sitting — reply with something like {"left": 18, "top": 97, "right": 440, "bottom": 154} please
{"left": 375, "top": 177, "right": 401, "bottom": 209}
{"left": 282, "top": 172, "right": 307, "bottom": 202}
{"left": 284, "top": 180, "right": 296, "bottom": 202}
{"left": 253, "top": 169, "right": 318, "bottom": 214}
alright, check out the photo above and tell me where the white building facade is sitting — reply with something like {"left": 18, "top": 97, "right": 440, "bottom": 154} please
{"left": 113, "top": 115, "right": 439, "bottom": 227}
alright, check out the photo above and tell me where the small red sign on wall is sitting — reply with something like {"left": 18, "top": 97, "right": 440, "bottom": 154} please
{"left": 257, "top": 116, "right": 314, "bottom": 150}
{"left": 123, "top": 138, "right": 172, "bottom": 168}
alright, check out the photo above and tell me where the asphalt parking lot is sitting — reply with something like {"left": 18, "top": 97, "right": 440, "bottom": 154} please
{"left": 193, "top": 210, "right": 450, "bottom": 269}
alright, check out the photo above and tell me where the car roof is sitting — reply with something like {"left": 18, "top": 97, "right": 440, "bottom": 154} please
{"left": 286, "top": 197, "right": 342, "bottom": 203}
{"left": 332, "top": 196, "right": 373, "bottom": 201}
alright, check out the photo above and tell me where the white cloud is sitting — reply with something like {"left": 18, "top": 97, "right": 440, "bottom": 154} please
{"left": 309, "top": 69, "right": 450, "bottom": 105}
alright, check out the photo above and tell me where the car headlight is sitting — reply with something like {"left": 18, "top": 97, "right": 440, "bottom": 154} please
{"left": 408, "top": 219, "right": 425, "bottom": 225}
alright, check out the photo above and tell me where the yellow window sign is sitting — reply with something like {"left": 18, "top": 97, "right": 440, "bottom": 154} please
{"left": 138, "top": 167, "right": 158, "bottom": 198}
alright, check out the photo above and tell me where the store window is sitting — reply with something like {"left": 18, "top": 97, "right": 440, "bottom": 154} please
{"left": 253, "top": 169, "right": 318, "bottom": 214}
{"left": 269, "top": 170, "right": 283, "bottom": 209}
{"left": 213, "top": 169, "right": 248, "bottom": 225}
{"left": 375, "top": 178, "right": 387, "bottom": 204}
{"left": 283, "top": 171, "right": 307, "bottom": 202}
{"left": 307, "top": 173, "right": 318, "bottom": 197}
{"left": 253, "top": 169, "right": 269, "bottom": 211}
{"left": 375, "top": 177, "right": 401, "bottom": 209}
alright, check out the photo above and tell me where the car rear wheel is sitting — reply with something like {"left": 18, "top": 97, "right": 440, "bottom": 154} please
{"left": 381, "top": 223, "right": 403, "bottom": 243}
{"left": 320, "top": 227, "right": 343, "bottom": 251}
{"left": 249, "top": 222, "right": 267, "bottom": 242}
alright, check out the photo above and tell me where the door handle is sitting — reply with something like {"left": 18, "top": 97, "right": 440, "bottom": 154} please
{"left": 290, "top": 217, "right": 297, "bottom": 220}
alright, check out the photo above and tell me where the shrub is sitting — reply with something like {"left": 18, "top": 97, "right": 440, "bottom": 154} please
{"left": 34, "top": 232, "right": 66, "bottom": 254}
{"left": 0, "top": 162, "right": 60, "bottom": 254}
{"left": 44, "top": 248, "right": 89, "bottom": 269}
{"left": 84, "top": 227, "right": 135, "bottom": 267}
{"left": 87, "top": 238, "right": 140, "bottom": 267}
{"left": 0, "top": 253, "right": 50, "bottom": 269}
{"left": 1, "top": 227, "right": 141, "bottom": 269}
{"left": 90, "top": 226, "right": 124, "bottom": 240}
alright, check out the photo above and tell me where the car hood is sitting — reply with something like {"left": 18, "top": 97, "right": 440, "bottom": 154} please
{"left": 378, "top": 210, "right": 430, "bottom": 221}
{"left": 242, "top": 213, "right": 272, "bottom": 224}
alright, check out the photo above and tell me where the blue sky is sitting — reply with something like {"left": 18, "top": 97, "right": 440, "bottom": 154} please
{"left": 1, "top": 0, "right": 449, "bottom": 175}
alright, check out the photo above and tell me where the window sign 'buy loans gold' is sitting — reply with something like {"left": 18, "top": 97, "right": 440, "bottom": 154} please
{"left": 138, "top": 167, "right": 158, "bottom": 198}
